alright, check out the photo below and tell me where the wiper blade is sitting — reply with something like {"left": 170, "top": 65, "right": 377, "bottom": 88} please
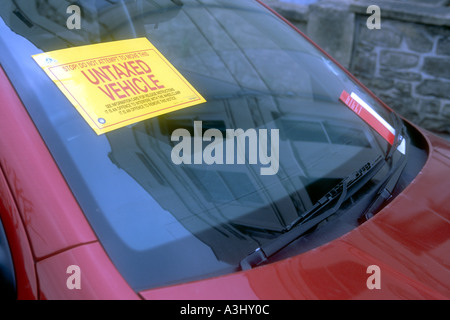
{"left": 239, "top": 155, "right": 386, "bottom": 270}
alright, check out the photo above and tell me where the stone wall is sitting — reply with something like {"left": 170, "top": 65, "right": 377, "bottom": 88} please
{"left": 262, "top": 0, "right": 450, "bottom": 138}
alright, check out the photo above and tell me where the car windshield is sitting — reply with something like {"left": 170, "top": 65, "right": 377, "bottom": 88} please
{"left": 0, "top": 0, "right": 405, "bottom": 291}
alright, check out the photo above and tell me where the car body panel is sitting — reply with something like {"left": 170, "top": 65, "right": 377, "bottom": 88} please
{"left": 0, "top": 165, "right": 37, "bottom": 299}
{"left": 36, "top": 242, "right": 138, "bottom": 300}
{"left": 0, "top": 66, "right": 98, "bottom": 261}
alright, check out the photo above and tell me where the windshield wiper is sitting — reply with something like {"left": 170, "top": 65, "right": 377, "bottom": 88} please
{"left": 361, "top": 113, "right": 409, "bottom": 221}
{"left": 239, "top": 154, "right": 386, "bottom": 270}
{"left": 239, "top": 113, "right": 410, "bottom": 270}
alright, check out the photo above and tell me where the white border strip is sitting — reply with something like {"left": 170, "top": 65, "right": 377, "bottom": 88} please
{"left": 351, "top": 92, "right": 395, "bottom": 135}
{"left": 351, "top": 92, "right": 405, "bottom": 155}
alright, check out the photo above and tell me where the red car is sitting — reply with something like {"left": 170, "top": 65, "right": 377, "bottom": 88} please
{"left": 0, "top": 0, "right": 449, "bottom": 301}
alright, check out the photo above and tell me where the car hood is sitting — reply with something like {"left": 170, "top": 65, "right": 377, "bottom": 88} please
{"left": 139, "top": 124, "right": 450, "bottom": 299}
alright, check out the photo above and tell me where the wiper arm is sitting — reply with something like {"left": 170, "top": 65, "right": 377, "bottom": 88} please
{"left": 361, "top": 114, "right": 409, "bottom": 221}
{"left": 386, "top": 111, "right": 405, "bottom": 162}
{"left": 240, "top": 155, "right": 386, "bottom": 270}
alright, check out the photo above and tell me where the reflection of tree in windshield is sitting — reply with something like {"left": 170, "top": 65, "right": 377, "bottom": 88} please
{"left": 2, "top": 0, "right": 184, "bottom": 50}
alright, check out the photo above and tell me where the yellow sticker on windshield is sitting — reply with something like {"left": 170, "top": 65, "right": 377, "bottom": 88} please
{"left": 32, "top": 38, "right": 206, "bottom": 135}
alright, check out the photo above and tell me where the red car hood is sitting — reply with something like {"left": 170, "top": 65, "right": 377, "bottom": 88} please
{"left": 140, "top": 127, "right": 450, "bottom": 300}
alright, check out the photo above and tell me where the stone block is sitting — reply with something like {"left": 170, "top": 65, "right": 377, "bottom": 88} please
{"left": 416, "top": 79, "right": 450, "bottom": 99}
{"left": 379, "top": 68, "right": 422, "bottom": 81}
{"left": 418, "top": 98, "right": 441, "bottom": 115}
{"left": 306, "top": 2, "right": 355, "bottom": 68}
{"left": 418, "top": 118, "right": 448, "bottom": 132}
{"left": 399, "top": 23, "right": 434, "bottom": 53}
{"left": 422, "top": 57, "right": 450, "bottom": 79}
{"left": 358, "top": 23, "right": 402, "bottom": 48}
{"left": 437, "top": 37, "right": 450, "bottom": 56}
{"left": 369, "top": 77, "right": 396, "bottom": 91}
{"left": 380, "top": 50, "right": 420, "bottom": 69}
{"left": 351, "top": 0, "right": 450, "bottom": 27}
{"left": 395, "top": 81, "right": 412, "bottom": 95}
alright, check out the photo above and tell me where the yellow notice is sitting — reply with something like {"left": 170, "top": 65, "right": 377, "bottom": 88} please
{"left": 32, "top": 38, "right": 206, "bottom": 135}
